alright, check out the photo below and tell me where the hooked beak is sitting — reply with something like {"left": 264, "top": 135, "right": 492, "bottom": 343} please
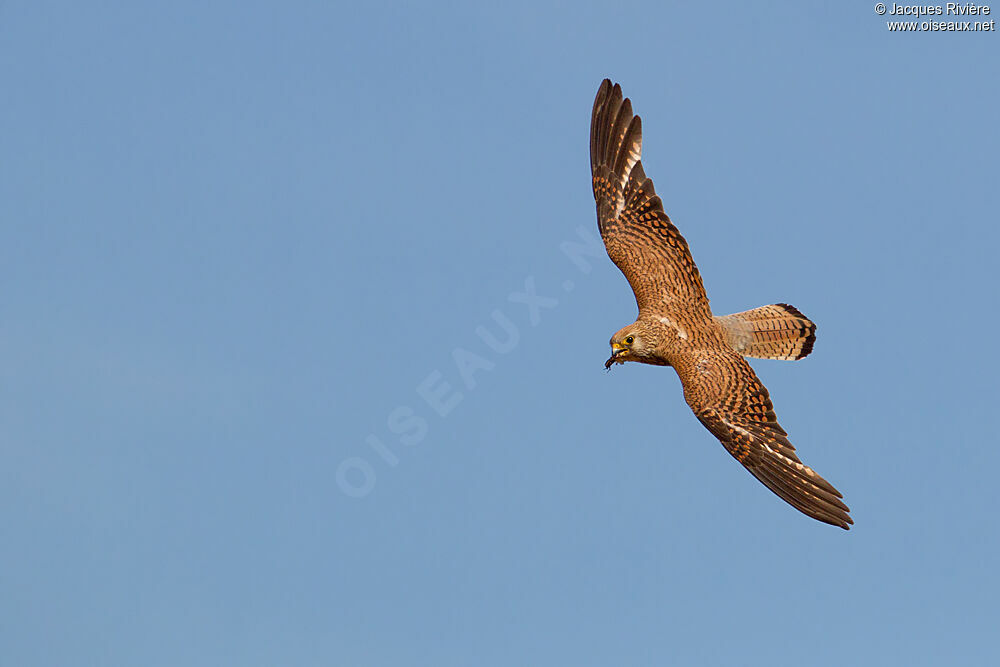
{"left": 604, "top": 343, "right": 628, "bottom": 370}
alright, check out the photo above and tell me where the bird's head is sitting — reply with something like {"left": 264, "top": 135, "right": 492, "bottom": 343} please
{"left": 605, "top": 322, "right": 656, "bottom": 369}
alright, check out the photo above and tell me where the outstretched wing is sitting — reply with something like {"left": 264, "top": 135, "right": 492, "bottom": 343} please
{"left": 680, "top": 349, "right": 853, "bottom": 529}
{"left": 590, "top": 79, "right": 710, "bottom": 320}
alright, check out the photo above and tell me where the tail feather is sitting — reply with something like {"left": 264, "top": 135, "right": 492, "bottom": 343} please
{"left": 715, "top": 304, "right": 816, "bottom": 361}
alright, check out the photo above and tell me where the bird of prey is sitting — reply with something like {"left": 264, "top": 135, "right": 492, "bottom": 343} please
{"left": 591, "top": 79, "right": 852, "bottom": 529}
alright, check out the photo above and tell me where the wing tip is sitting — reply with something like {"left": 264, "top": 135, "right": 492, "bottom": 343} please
{"left": 828, "top": 513, "right": 854, "bottom": 530}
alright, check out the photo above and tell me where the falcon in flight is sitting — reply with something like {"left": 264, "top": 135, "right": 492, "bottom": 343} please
{"left": 591, "top": 79, "right": 852, "bottom": 529}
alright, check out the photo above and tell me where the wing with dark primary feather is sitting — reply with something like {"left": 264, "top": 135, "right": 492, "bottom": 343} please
{"left": 590, "top": 79, "right": 711, "bottom": 321}
{"left": 681, "top": 350, "right": 853, "bottom": 529}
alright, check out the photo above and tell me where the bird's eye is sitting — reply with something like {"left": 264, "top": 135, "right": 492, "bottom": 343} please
{"left": 625, "top": 336, "right": 634, "bottom": 345}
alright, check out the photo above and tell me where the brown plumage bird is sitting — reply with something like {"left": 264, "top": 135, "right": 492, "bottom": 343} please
{"left": 591, "top": 79, "right": 852, "bottom": 529}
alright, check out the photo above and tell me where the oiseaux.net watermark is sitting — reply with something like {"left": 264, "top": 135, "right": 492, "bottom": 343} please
{"left": 336, "top": 226, "right": 607, "bottom": 499}
{"left": 875, "top": 2, "right": 996, "bottom": 30}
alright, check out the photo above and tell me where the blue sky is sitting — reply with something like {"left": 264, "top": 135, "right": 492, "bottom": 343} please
{"left": 2, "top": 2, "right": 998, "bottom": 665}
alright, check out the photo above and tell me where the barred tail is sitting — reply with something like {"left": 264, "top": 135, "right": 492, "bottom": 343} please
{"left": 715, "top": 304, "right": 816, "bottom": 361}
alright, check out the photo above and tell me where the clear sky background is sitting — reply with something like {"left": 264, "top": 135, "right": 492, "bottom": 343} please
{"left": 2, "top": 2, "right": 998, "bottom": 665}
